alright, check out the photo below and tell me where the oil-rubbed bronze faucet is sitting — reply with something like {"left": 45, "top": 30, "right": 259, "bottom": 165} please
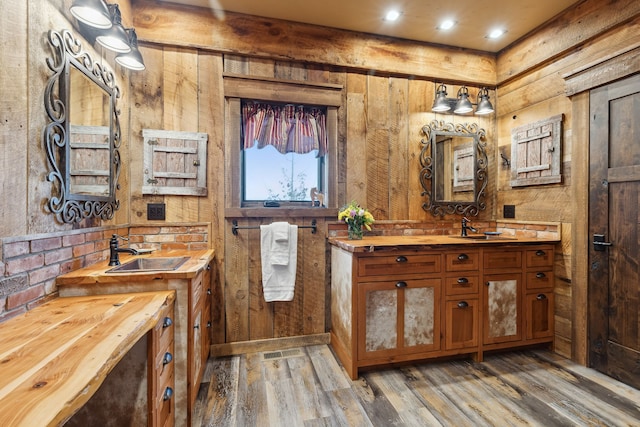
{"left": 461, "top": 217, "right": 478, "bottom": 237}
{"left": 108, "top": 234, "right": 139, "bottom": 266}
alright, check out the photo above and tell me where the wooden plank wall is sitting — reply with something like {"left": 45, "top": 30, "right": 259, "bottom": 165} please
{"left": 495, "top": 1, "right": 640, "bottom": 362}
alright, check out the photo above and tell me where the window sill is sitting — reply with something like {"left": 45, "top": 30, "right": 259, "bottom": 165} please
{"left": 225, "top": 207, "right": 337, "bottom": 219}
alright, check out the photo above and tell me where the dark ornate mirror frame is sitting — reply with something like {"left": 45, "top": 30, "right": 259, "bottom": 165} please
{"left": 419, "top": 120, "right": 488, "bottom": 217}
{"left": 43, "top": 29, "right": 121, "bottom": 223}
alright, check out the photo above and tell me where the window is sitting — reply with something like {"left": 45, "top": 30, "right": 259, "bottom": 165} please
{"left": 241, "top": 101, "right": 327, "bottom": 204}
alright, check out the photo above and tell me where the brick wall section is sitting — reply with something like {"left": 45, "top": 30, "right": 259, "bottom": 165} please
{"left": 0, "top": 223, "right": 210, "bottom": 322}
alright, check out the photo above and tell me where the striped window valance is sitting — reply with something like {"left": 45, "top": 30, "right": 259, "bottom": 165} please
{"left": 241, "top": 101, "right": 327, "bottom": 157}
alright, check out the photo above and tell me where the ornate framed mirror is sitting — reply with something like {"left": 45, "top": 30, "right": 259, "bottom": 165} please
{"left": 43, "top": 29, "right": 121, "bottom": 223}
{"left": 419, "top": 121, "right": 488, "bottom": 217}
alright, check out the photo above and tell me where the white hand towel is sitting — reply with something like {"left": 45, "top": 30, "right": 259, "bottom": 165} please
{"left": 270, "top": 221, "right": 290, "bottom": 266}
{"left": 260, "top": 223, "right": 298, "bottom": 302}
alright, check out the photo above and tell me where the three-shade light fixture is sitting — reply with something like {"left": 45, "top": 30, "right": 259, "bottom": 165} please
{"left": 70, "top": 0, "right": 145, "bottom": 70}
{"left": 432, "top": 84, "right": 494, "bottom": 115}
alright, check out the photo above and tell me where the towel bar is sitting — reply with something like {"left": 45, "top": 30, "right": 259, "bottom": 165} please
{"left": 231, "top": 219, "right": 317, "bottom": 235}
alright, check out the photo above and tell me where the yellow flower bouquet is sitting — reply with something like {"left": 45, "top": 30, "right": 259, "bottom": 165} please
{"left": 338, "top": 201, "right": 375, "bottom": 240}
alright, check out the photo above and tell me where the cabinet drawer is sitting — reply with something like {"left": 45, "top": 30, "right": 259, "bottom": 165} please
{"left": 526, "top": 271, "right": 554, "bottom": 290}
{"left": 358, "top": 253, "right": 440, "bottom": 277}
{"left": 191, "top": 273, "right": 203, "bottom": 309}
{"left": 445, "top": 275, "right": 480, "bottom": 296}
{"left": 445, "top": 251, "right": 480, "bottom": 272}
{"left": 155, "top": 373, "right": 175, "bottom": 427}
{"left": 526, "top": 248, "right": 554, "bottom": 268}
{"left": 483, "top": 250, "right": 522, "bottom": 270}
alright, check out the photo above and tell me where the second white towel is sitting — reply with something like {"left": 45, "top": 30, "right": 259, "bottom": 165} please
{"left": 260, "top": 222, "right": 298, "bottom": 302}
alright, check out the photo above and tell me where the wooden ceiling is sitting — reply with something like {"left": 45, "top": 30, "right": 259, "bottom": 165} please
{"left": 156, "top": 0, "right": 582, "bottom": 52}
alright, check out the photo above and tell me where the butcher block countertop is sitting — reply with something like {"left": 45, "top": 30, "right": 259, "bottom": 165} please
{"left": 329, "top": 234, "right": 560, "bottom": 253}
{"left": 0, "top": 291, "right": 175, "bottom": 427}
{"left": 56, "top": 249, "right": 215, "bottom": 285}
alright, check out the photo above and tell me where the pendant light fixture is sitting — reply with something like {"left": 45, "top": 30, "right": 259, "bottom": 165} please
{"left": 70, "top": 0, "right": 112, "bottom": 29}
{"left": 115, "top": 29, "right": 145, "bottom": 70}
{"left": 95, "top": 4, "right": 131, "bottom": 53}
{"left": 431, "top": 83, "right": 495, "bottom": 115}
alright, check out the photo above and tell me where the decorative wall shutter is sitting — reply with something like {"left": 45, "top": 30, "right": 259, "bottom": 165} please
{"left": 142, "top": 129, "right": 208, "bottom": 196}
{"left": 510, "top": 114, "right": 563, "bottom": 187}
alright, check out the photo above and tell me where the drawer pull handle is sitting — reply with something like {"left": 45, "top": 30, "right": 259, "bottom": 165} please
{"left": 457, "top": 277, "right": 469, "bottom": 284}
{"left": 457, "top": 301, "right": 469, "bottom": 308}
{"left": 163, "top": 386, "right": 173, "bottom": 401}
{"left": 162, "top": 317, "right": 173, "bottom": 329}
{"left": 535, "top": 250, "right": 546, "bottom": 256}
{"left": 537, "top": 294, "right": 547, "bottom": 300}
{"left": 163, "top": 352, "right": 173, "bottom": 365}
{"left": 457, "top": 253, "right": 469, "bottom": 261}
{"left": 395, "top": 281, "right": 408, "bottom": 288}
{"left": 396, "top": 256, "right": 408, "bottom": 263}
{"left": 536, "top": 272, "right": 546, "bottom": 279}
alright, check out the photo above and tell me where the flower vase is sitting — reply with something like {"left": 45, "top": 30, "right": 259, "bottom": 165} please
{"left": 348, "top": 223, "right": 363, "bottom": 240}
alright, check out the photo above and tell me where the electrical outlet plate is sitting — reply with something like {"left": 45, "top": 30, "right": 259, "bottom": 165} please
{"left": 503, "top": 205, "right": 516, "bottom": 219}
{"left": 147, "top": 203, "right": 166, "bottom": 220}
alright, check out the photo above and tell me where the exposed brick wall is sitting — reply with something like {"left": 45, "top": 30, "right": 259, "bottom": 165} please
{"left": 0, "top": 223, "right": 210, "bottom": 322}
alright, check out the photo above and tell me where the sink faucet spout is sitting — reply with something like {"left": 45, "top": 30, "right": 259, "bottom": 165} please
{"left": 461, "top": 217, "right": 478, "bottom": 237}
{"left": 109, "top": 234, "right": 139, "bottom": 266}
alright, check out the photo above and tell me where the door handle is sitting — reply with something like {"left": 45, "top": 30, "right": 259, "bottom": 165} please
{"left": 593, "top": 234, "right": 613, "bottom": 252}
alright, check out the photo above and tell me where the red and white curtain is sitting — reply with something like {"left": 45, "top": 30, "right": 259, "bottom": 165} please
{"left": 242, "top": 101, "right": 327, "bottom": 157}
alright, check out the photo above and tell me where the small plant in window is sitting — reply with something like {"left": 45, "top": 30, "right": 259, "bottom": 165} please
{"left": 338, "top": 201, "right": 375, "bottom": 240}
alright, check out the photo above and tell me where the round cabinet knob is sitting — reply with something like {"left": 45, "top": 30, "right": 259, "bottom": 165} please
{"left": 162, "top": 317, "right": 173, "bottom": 328}
{"left": 163, "top": 387, "right": 173, "bottom": 401}
{"left": 163, "top": 352, "right": 173, "bottom": 365}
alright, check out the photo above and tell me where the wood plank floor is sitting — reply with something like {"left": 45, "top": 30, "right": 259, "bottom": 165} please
{"left": 193, "top": 345, "right": 640, "bottom": 426}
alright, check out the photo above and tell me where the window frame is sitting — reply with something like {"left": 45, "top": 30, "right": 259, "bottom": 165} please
{"left": 223, "top": 74, "right": 341, "bottom": 210}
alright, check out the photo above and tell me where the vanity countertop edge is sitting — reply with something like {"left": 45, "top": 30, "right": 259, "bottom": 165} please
{"left": 328, "top": 235, "right": 560, "bottom": 253}
{"left": 56, "top": 249, "right": 215, "bottom": 285}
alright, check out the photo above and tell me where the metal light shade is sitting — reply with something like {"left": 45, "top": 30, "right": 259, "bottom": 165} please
{"left": 70, "top": 0, "right": 112, "bottom": 29}
{"left": 432, "top": 84, "right": 452, "bottom": 112}
{"left": 116, "top": 29, "right": 145, "bottom": 70}
{"left": 453, "top": 86, "right": 474, "bottom": 114}
{"left": 475, "top": 87, "right": 495, "bottom": 115}
{"left": 96, "top": 5, "right": 131, "bottom": 53}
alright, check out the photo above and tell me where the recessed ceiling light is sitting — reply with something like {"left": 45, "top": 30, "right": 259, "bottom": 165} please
{"left": 437, "top": 19, "right": 456, "bottom": 31}
{"left": 384, "top": 10, "right": 401, "bottom": 21}
{"left": 487, "top": 28, "right": 506, "bottom": 39}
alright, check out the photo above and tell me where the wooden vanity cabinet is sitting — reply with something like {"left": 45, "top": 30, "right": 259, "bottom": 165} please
{"left": 56, "top": 251, "right": 215, "bottom": 427}
{"left": 331, "top": 242, "right": 555, "bottom": 379}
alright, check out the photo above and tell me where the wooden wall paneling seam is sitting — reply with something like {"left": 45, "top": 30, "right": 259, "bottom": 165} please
{"left": 388, "top": 77, "right": 410, "bottom": 220}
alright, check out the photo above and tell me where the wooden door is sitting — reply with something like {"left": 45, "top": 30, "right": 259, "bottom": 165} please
{"left": 589, "top": 73, "right": 640, "bottom": 388}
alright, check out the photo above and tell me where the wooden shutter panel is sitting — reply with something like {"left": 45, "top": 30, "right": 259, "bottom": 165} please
{"left": 510, "top": 114, "right": 563, "bottom": 187}
{"left": 142, "top": 129, "right": 208, "bottom": 196}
